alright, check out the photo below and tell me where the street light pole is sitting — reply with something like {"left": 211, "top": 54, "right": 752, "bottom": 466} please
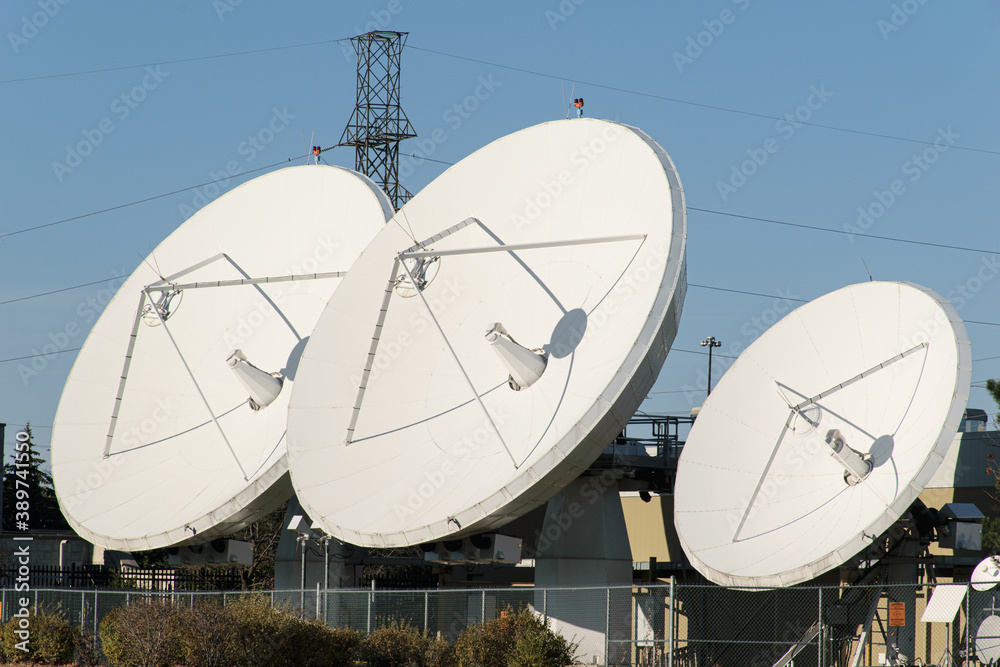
{"left": 700, "top": 336, "right": 721, "bottom": 396}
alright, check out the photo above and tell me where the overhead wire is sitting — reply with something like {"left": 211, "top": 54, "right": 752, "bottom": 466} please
{"left": 0, "top": 348, "right": 81, "bottom": 365}
{"left": 0, "top": 39, "right": 351, "bottom": 85}
{"left": 690, "top": 207, "right": 998, "bottom": 256}
{"left": 0, "top": 157, "right": 306, "bottom": 241}
{"left": 3, "top": 43, "right": 999, "bottom": 366}
{"left": 405, "top": 45, "right": 1000, "bottom": 158}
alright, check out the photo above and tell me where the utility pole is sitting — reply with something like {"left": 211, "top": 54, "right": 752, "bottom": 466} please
{"left": 700, "top": 336, "right": 721, "bottom": 396}
{"left": 339, "top": 31, "right": 417, "bottom": 210}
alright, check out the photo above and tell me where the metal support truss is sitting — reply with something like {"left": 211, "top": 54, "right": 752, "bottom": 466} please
{"left": 339, "top": 31, "right": 417, "bottom": 210}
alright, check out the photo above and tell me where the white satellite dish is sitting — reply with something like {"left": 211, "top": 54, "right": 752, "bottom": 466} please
{"left": 51, "top": 165, "right": 393, "bottom": 550}
{"left": 674, "top": 281, "right": 971, "bottom": 588}
{"left": 978, "top": 615, "right": 1000, "bottom": 663}
{"left": 973, "top": 556, "right": 1000, "bottom": 591}
{"left": 287, "top": 118, "right": 687, "bottom": 547}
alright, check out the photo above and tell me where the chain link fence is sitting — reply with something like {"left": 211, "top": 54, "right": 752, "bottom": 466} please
{"left": 0, "top": 581, "right": 983, "bottom": 665}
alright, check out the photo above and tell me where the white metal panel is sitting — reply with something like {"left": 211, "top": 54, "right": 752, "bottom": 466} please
{"left": 921, "top": 584, "right": 968, "bottom": 622}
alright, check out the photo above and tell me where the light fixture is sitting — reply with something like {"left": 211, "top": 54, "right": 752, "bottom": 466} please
{"left": 227, "top": 349, "right": 283, "bottom": 410}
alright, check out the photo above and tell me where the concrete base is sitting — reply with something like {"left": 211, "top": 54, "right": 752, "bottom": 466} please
{"left": 534, "top": 475, "right": 633, "bottom": 665}
{"left": 274, "top": 497, "right": 363, "bottom": 613}
{"left": 885, "top": 542, "right": 920, "bottom": 664}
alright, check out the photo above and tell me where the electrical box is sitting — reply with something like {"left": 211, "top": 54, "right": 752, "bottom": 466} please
{"left": 938, "top": 503, "right": 984, "bottom": 551}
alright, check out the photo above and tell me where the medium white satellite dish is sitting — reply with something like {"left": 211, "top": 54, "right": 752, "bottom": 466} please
{"left": 287, "top": 119, "right": 687, "bottom": 547}
{"left": 973, "top": 556, "right": 1000, "bottom": 591}
{"left": 674, "top": 281, "right": 971, "bottom": 588}
{"left": 51, "top": 165, "right": 393, "bottom": 550}
{"left": 978, "top": 615, "right": 1000, "bottom": 663}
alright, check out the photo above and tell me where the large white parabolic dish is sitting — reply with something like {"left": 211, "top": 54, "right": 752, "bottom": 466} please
{"left": 287, "top": 119, "right": 687, "bottom": 547}
{"left": 675, "top": 281, "right": 971, "bottom": 588}
{"left": 52, "top": 165, "right": 393, "bottom": 550}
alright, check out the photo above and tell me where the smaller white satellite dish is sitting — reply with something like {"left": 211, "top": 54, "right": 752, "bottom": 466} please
{"left": 675, "top": 281, "right": 971, "bottom": 588}
{"left": 972, "top": 556, "right": 1000, "bottom": 591}
{"left": 977, "top": 615, "right": 1000, "bottom": 663}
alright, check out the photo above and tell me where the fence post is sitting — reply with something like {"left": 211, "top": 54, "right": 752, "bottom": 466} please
{"left": 818, "top": 586, "right": 824, "bottom": 667}
{"left": 424, "top": 591, "right": 429, "bottom": 633}
{"left": 80, "top": 591, "right": 85, "bottom": 631}
{"left": 316, "top": 582, "right": 320, "bottom": 620}
{"left": 367, "top": 580, "right": 374, "bottom": 635}
{"left": 668, "top": 577, "right": 674, "bottom": 667}
{"left": 481, "top": 590, "right": 486, "bottom": 623}
{"left": 605, "top": 587, "right": 611, "bottom": 666}
{"left": 543, "top": 588, "right": 548, "bottom": 625}
{"left": 93, "top": 591, "right": 98, "bottom": 640}
{"left": 966, "top": 583, "right": 971, "bottom": 663}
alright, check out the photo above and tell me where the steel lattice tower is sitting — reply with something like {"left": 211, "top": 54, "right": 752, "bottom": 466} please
{"left": 339, "top": 31, "right": 416, "bottom": 210}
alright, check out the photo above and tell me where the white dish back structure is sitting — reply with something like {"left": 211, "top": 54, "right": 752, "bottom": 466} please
{"left": 978, "top": 615, "right": 1000, "bottom": 663}
{"left": 675, "top": 281, "right": 971, "bottom": 588}
{"left": 52, "top": 165, "right": 393, "bottom": 550}
{"left": 973, "top": 556, "right": 1000, "bottom": 592}
{"left": 287, "top": 119, "right": 687, "bottom": 547}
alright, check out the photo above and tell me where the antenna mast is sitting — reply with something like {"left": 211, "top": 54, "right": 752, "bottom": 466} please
{"left": 339, "top": 31, "right": 417, "bottom": 211}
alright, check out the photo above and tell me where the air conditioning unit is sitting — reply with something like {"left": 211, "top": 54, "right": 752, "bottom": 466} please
{"left": 422, "top": 539, "right": 465, "bottom": 565}
{"left": 422, "top": 534, "right": 522, "bottom": 565}
{"left": 167, "top": 539, "right": 253, "bottom": 565}
{"left": 463, "top": 534, "right": 522, "bottom": 564}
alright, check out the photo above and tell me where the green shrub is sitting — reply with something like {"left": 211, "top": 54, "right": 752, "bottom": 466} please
{"left": 176, "top": 600, "right": 234, "bottom": 667}
{"left": 419, "top": 637, "right": 456, "bottom": 667}
{"left": 225, "top": 595, "right": 362, "bottom": 667}
{"left": 99, "top": 598, "right": 183, "bottom": 667}
{"left": 75, "top": 627, "right": 101, "bottom": 666}
{"left": 0, "top": 608, "right": 77, "bottom": 665}
{"left": 308, "top": 624, "right": 363, "bottom": 667}
{"left": 364, "top": 621, "right": 422, "bottom": 667}
{"left": 225, "top": 596, "right": 298, "bottom": 667}
{"left": 453, "top": 608, "right": 575, "bottom": 667}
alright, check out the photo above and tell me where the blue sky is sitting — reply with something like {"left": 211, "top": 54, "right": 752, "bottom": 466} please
{"left": 2, "top": 1, "right": 998, "bottom": 463}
